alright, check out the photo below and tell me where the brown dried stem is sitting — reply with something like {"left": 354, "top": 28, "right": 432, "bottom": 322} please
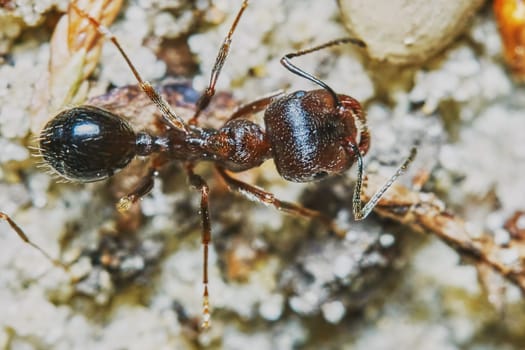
{"left": 363, "top": 174, "right": 525, "bottom": 292}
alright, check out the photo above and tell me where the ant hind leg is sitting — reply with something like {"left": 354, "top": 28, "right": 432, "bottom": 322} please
{"left": 185, "top": 163, "right": 212, "bottom": 329}
{"left": 115, "top": 156, "right": 169, "bottom": 213}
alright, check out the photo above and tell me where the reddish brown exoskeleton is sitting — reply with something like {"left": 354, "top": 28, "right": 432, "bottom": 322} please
{"left": 1, "top": 0, "right": 416, "bottom": 328}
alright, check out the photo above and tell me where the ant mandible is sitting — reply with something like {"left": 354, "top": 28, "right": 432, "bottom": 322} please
{"left": 0, "top": 0, "right": 416, "bottom": 328}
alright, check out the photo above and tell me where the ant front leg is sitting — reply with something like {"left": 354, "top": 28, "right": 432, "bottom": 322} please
{"left": 184, "top": 163, "right": 212, "bottom": 329}
{"left": 216, "top": 167, "right": 346, "bottom": 237}
{"left": 0, "top": 212, "right": 68, "bottom": 270}
{"left": 70, "top": 4, "right": 189, "bottom": 133}
{"left": 348, "top": 143, "right": 417, "bottom": 220}
{"left": 189, "top": 0, "right": 249, "bottom": 125}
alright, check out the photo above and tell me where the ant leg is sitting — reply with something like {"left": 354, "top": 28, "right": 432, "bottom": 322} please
{"left": 348, "top": 144, "right": 417, "bottom": 220}
{"left": 227, "top": 91, "right": 282, "bottom": 121}
{"left": 70, "top": 4, "right": 189, "bottom": 133}
{"left": 115, "top": 169, "right": 157, "bottom": 212}
{"left": 0, "top": 212, "right": 67, "bottom": 270}
{"left": 115, "top": 156, "right": 168, "bottom": 212}
{"left": 189, "top": 0, "right": 249, "bottom": 125}
{"left": 216, "top": 167, "right": 346, "bottom": 236}
{"left": 185, "top": 163, "right": 212, "bottom": 329}
{"left": 280, "top": 38, "right": 366, "bottom": 109}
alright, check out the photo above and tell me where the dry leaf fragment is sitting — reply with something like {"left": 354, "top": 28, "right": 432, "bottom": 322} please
{"left": 50, "top": 0, "right": 124, "bottom": 108}
{"left": 31, "top": 0, "right": 123, "bottom": 131}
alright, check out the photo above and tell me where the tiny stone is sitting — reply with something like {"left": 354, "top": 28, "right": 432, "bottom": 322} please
{"left": 120, "top": 256, "right": 145, "bottom": 272}
{"left": 485, "top": 212, "right": 505, "bottom": 231}
{"left": 289, "top": 292, "right": 319, "bottom": 315}
{"left": 499, "top": 249, "right": 519, "bottom": 266}
{"left": 259, "top": 293, "right": 284, "bottom": 321}
{"left": 403, "top": 36, "right": 415, "bottom": 45}
{"left": 333, "top": 255, "right": 354, "bottom": 279}
{"left": 493, "top": 228, "right": 511, "bottom": 246}
{"left": 505, "top": 284, "right": 522, "bottom": 303}
{"left": 321, "top": 300, "right": 346, "bottom": 324}
{"left": 0, "top": 139, "right": 29, "bottom": 162}
{"left": 379, "top": 233, "right": 395, "bottom": 248}
{"left": 516, "top": 214, "right": 525, "bottom": 230}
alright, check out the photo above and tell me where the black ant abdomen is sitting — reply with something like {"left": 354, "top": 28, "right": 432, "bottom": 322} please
{"left": 265, "top": 89, "right": 369, "bottom": 183}
{"left": 39, "top": 105, "right": 137, "bottom": 182}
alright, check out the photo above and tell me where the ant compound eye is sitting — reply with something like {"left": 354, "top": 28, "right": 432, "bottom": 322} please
{"left": 39, "top": 106, "right": 137, "bottom": 182}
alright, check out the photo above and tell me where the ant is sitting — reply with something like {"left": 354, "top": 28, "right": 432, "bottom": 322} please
{"left": 0, "top": 0, "right": 416, "bottom": 328}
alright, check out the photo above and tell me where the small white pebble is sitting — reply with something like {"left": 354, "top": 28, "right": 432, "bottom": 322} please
{"left": 516, "top": 214, "right": 525, "bottom": 230}
{"left": 499, "top": 248, "right": 519, "bottom": 266}
{"left": 289, "top": 292, "right": 319, "bottom": 315}
{"left": 379, "top": 233, "right": 395, "bottom": 248}
{"left": 259, "top": 293, "right": 284, "bottom": 321}
{"left": 121, "top": 256, "right": 145, "bottom": 272}
{"left": 493, "top": 228, "right": 510, "bottom": 246}
{"left": 485, "top": 212, "right": 505, "bottom": 231}
{"left": 333, "top": 255, "right": 354, "bottom": 279}
{"left": 0, "top": 139, "right": 30, "bottom": 162}
{"left": 505, "top": 284, "right": 523, "bottom": 303}
{"left": 321, "top": 300, "right": 346, "bottom": 324}
{"left": 94, "top": 270, "right": 114, "bottom": 305}
{"left": 439, "top": 144, "right": 462, "bottom": 171}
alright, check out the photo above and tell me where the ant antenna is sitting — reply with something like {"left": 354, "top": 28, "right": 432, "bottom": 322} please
{"left": 348, "top": 144, "right": 417, "bottom": 220}
{"left": 280, "top": 38, "right": 366, "bottom": 109}
{"left": 70, "top": 3, "right": 190, "bottom": 133}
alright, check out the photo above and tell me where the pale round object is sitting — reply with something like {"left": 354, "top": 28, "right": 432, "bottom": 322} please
{"left": 338, "top": 0, "right": 485, "bottom": 64}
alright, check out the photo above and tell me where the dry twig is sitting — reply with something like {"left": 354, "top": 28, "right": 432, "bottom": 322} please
{"left": 363, "top": 174, "right": 525, "bottom": 293}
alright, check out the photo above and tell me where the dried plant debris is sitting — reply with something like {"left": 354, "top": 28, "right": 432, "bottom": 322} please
{"left": 50, "top": 0, "right": 123, "bottom": 107}
{"left": 494, "top": 0, "right": 525, "bottom": 80}
{"left": 30, "top": 0, "right": 124, "bottom": 131}
{"left": 363, "top": 174, "right": 525, "bottom": 295}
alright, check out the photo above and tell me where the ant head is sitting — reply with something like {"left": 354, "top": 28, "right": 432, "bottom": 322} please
{"left": 264, "top": 89, "right": 369, "bottom": 182}
{"left": 39, "top": 106, "right": 137, "bottom": 182}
